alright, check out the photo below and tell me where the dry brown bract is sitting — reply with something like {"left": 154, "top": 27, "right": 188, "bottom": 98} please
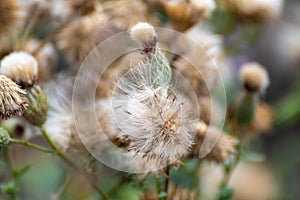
{"left": 189, "top": 121, "right": 238, "bottom": 163}
{"left": 0, "top": 75, "right": 28, "bottom": 119}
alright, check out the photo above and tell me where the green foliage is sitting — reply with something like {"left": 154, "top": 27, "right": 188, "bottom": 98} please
{"left": 210, "top": 9, "right": 237, "bottom": 35}
{"left": 170, "top": 160, "right": 199, "bottom": 190}
{"left": 0, "top": 127, "right": 10, "bottom": 149}
{"left": 113, "top": 184, "right": 140, "bottom": 200}
{"left": 218, "top": 185, "right": 234, "bottom": 200}
{"left": 274, "top": 79, "right": 300, "bottom": 126}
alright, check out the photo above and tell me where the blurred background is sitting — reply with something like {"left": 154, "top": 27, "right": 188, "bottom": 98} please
{"left": 1, "top": 0, "right": 300, "bottom": 199}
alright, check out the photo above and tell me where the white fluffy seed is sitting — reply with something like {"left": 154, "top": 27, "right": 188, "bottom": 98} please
{"left": 130, "top": 22, "right": 157, "bottom": 49}
{"left": 0, "top": 51, "right": 38, "bottom": 87}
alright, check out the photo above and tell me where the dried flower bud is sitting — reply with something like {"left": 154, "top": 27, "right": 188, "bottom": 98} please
{"left": 217, "top": 0, "right": 283, "bottom": 21}
{"left": 0, "top": 75, "right": 28, "bottom": 119}
{"left": 0, "top": 127, "right": 10, "bottom": 149}
{"left": 130, "top": 22, "right": 157, "bottom": 52}
{"left": 163, "top": 0, "right": 215, "bottom": 30}
{"left": 23, "top": 86, "right": 49, "bottom": 126}
{"left": 57, "top": 13, "right": 110, "bottom": 63}
{"left": 240, "top": 62, "right": 270, "bottom": 93}
{"left": 190, "top": 122, "right": 238, "bottom": 163}
{"left": 67, "top": 0, "right": 101, "bottom": 16}
{"left": 0, "top": 51, "right": 38, "bottom": 87}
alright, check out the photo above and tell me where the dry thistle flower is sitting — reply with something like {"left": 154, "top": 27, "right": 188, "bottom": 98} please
{"left": 112, "top": 22, "right": 197, "bottom": 162}
{"left": 0, "top": 51, "right": 38, "bottom": 87}
{"left": 130, "top": 22, "right": 158, "bottom": 52}
{"left": 163, "top": 0, "right": 216, "bottom": 30}
{"left": 0, "top": 127, "right": 10, "bottom": 149}
{"left": 103, "top": 0, "right": 159, "bottom": 29}
{"left": 0, "top": 0, "right": 24, "bottom": 37}
{"left": 0, "top": 75, "right": 28, "bottom": 119}
{"left": 66, "top": 0, "right": 100, "bottom": 16}
{"left": 240, "top": 62, "right": 270, "bottom": 93}
{"left": 231, "top": 63, "right": 270, "bottom": 126}
{"left": 189, "top": 121, "right": 238, "bottom": 163}
{"left": 58, "top": 13, "right": 107, "bottom": 62}
{"left": 218, "top": 0, "right": 283, "bottom": 21}
{"left": 23, "top": 86, "right": 49, "bottom": 126}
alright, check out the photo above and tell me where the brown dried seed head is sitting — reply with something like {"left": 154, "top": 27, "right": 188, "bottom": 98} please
{"left": 190, "top": 121, "right": 238, "bottom": 163}
{"left": 0, "top": 75, "right": 28, "bottom": 119}
{"left": 240, "top": 62, "right": 270, "bottom": 93}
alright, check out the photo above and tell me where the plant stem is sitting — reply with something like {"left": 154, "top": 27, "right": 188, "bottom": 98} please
{"left": 162, "top": 163, "right": 170, "bottom": 200}
{"left": 22, "top": 4, "right": 41, "bottom": 45}
{"left": 40, "top": 125, "right": 110, "bottom": 200}
{"left": 220, "top": 154, "right": 240, "bottom": 187}
{"left": 4, "top": 147, "right": 18, "bottom": 199}
{"left": 217, "top": 148, "right": 241, "bottom": 200}
{"left": 9, "top": 139, "right": 54, "bottom": 154}
{"left": 52, "top": 172, "right": 75, "bottom": 200}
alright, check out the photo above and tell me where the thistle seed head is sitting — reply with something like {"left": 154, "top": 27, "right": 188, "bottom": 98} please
{"left": 240, "top": 62, "right": 270, "bottom": 93}
{"left": 0, "top": 75, "right": 28, "bottom": 119}
{"left": 130, "top": 22, "right": 158, "bottom": 53}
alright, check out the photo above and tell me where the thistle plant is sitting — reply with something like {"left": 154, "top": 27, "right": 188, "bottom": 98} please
{"left": 0, "top": 0, "right": 294, "bottom": 199}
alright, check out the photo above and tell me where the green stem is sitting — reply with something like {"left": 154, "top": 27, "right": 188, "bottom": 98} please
{"left": 4, "top": 147, "right": 18, "bottom": 199}
{"left": 52, "top": 172, "right": 75, "bottom": 200}
{"left": 217, "top": 148, "right": 241, "bottom": 200}
{"left": 164, "top": 164, "right": 170, "bottom": 200}
{"left": 40, "top": 125, "right": 110, "bottom": 200}
{"left": 157, "top": 176, "right": 162, "bottom": 200}
{"left": 220, "top": 154, "right": 240, "bottom": 187}
{"left": 9, "top": 139, "right": 54, "bottom": 154}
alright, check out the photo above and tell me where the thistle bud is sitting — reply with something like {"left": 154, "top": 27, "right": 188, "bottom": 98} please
{"left": 0, "top": 75, "right": 28, "bottom": 119}
{"left": 130, "top": 22, "right": 157, "bottom": 52}
{"left": 0, "top": 51, "right": 38, "bottom": 87}
{"left": 240, "top": 62, "right": 270, "bottom": 93}
{"left": 0, "top": 127, "right": 10, "bottom": 149}
{"left": 23, "top": 86, "right": 49, "bottom": 126}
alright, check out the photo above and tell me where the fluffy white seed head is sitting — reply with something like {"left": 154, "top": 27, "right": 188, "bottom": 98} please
{"left": 112, "top": 50, "right": 197, "bottom": 162}
{"left": 0, "top": 51, "right": 38, "bottom": 87}
{"left": 240, "top": 62, "right": 270, "bottom": 93}
{"left": 130, "top": 22, "right": 157, "bottom": 51}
